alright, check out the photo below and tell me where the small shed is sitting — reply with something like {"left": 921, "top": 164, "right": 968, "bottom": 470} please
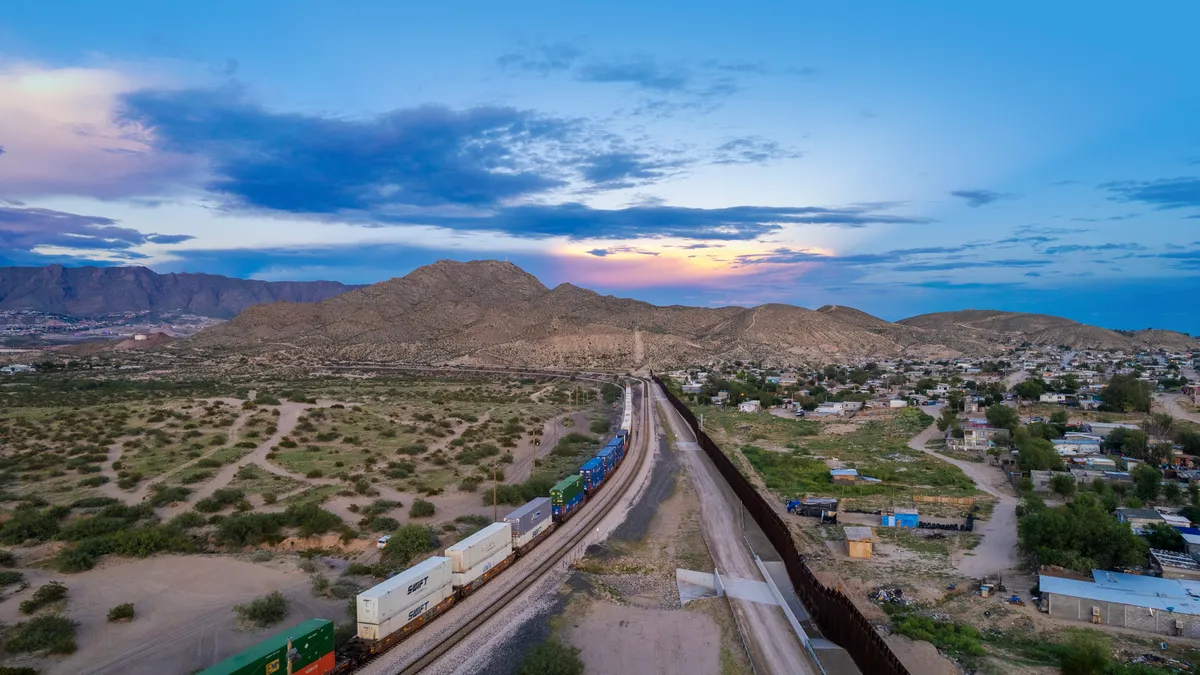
{"left": 831, "top": 468, "right": 859, "bottom": 484}
{"left": 845, "top": 527, "right": 874, "bottom": 559}
{"left": 882, "top": 507, "right": 919, "bottom": 528}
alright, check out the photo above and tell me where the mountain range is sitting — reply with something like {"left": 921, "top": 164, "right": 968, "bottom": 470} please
{"left": 178, "top": 260, "right": 1198, "bottom": 369}
{"left": 0, "top": 265, "right": 356, "bottom": 318}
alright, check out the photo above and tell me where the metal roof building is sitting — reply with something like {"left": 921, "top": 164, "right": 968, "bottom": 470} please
{"left": 1040, "top": 569, "right": 1200, "bottom": 637}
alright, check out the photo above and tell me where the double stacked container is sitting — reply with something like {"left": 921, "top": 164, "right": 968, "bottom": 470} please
{"left": 357, "top": 556, "right": 453, "bottom": 641}
{"left": 199, "top": 619, "right": 335, "bottom": 675}
{"left": 616, "top": 431, "right": 629, "bottom": 453}
{"left": 446, "top": 522, "right": 513, "bottom": 590}
{"left": 504, "top": 497, "right": 552, "bottom": 550}
{"left": 580, "top": 457, "right": 606, "bottom": 493}
{"left": 551, "top": 475, "right": 584, "bottom": 521}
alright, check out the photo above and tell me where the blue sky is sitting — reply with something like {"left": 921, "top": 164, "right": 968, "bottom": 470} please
{"left": 1, "top": 1, "right": 1198, "bottom": 332}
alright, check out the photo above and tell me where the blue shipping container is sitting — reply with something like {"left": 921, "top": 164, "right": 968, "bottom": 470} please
{"left": 616, "top": 431, "right": 628, "bottom": 453}
{"left": 596, "top": 447, "right": 615, "bottom": 473}
{"left": 552, "top": 490, "right": 584, "bottom": 519}
{"left": 580, "top": 458, "right": 606, "bottom": 493}
{"left": 605, "top": 437, "right": 624, "bottom": 464}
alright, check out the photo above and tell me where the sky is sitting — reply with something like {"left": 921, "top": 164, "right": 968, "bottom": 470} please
{"left": 1, "top": 1, "right": 1198, "bottom": 333}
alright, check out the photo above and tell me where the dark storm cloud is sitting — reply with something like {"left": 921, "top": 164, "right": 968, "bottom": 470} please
{"left": 0, "top": 206, "right": 188, "bottom": 262}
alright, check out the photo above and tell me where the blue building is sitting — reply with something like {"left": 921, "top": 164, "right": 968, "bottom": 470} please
{"left": 881, "top": 508, "right": 919, "bottom": 528}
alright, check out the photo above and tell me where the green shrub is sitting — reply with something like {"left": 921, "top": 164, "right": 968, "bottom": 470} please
{"left": 0, "top": 507, "right": 61, "bottom": 545}
{"left": 517, "top": 638, "right": 584, "bottom": 675}
{"left": 589, "top": 419, "right": 611, "bottom": 434}
{"left": 3, "top": 614, "right": 79, "bottom": 654}
{"left": 0, "top": 549, "right": 16, "bottom": 567}
{"left": 892, "top": 614, "right": 985, "bottom": 664}
{"left": 409, "top": 499, "right": 435, "bottom": 518}
{"left": 379, "top": 524, "right": 440, "bottom": 566}
{"left": 234, "top": 591, "right": 289, "bottom": 627}
{"left": 19, "top": 581, "right": 68, "bottom": 614}
{"left": 0, "top": 666, "right": 41, "bottom": 675}
{"left": 458, "top": 477, "right": 480, "bottom": 492}
{"left": 69, "top": 497, "right": 119, "bottom": 509}
{"left": 78, "top": 475, "right": 110, "bottom": 487}
{"left": 0, "top": 570, "right": 25, "bottom": 587}
{"left": 107, "top": 603, "right": 135, "bottom": 622}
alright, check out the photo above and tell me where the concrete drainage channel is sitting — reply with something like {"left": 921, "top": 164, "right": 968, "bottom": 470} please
{"left": 365, "top": 377, "right": 654, "bottom": 675}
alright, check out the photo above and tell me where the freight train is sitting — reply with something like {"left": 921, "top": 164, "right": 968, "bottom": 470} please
{"left": 198, "top": 384, "right": 634, "bottom": 675}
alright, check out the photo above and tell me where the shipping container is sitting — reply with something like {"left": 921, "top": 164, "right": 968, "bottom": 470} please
{"left": 199, "top": 619, "right": 334, "bottom": 675}
{"left": 504, "top": 497, "right": 552, "bottom": 548}
{"left": 451, "top": 545, "right": 514, "bottom": 589}
{"left": 596, "top": 447, "right": 615, "bottom": 473}
{"left": 551, "top": 475, "right": 584, "bottom": 521}
{"left": 357, "top": 583, "right": 454, "bottom": 642}
{"left": 446, "top": 522, "right": 511, "bottom": 573}
{"left": 357, "top": 556, "right": 452, "bottom": 626}
{"left": 616, "top": 431, "right": 629, "bottom": 453}
{"left": 604, "top": 437, "right": 625, "bottom": 464}
{"left": 580, "top": 457, "right": 606, "bottom": 493}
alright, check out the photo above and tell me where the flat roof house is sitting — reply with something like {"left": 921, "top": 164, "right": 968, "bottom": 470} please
{"left": 1040, "top": 569, "right": 1200, "bottom": 637}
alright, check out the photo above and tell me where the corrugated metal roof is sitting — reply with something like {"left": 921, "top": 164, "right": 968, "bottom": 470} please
{"left": 830, "top": 469, "right": 859, "bottom": 477}
{"left": 1041, "top": 573, "right": 1200, "bottom": 616}
{"left": 844, "top": 526, "right": 873, "bottom": 541}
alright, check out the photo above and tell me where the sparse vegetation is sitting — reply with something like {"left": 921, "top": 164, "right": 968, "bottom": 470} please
{"left": 107, "top": 603, "right": 135, "bottom": 622}
{"left": 234, "top": 591, "right": 289, "bottom": 627}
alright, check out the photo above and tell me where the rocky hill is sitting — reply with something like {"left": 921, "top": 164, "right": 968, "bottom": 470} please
{"left": 0, "top": 265, "right": 356, "bottom": 318}
{"left": 898, "top": 310, "right": 1200, "bottom": 351}
{"left": 183, "top": 260, "right": 968, "bottom": 369}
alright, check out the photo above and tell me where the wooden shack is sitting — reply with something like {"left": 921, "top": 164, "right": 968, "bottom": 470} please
{"left": 844, "top": 526, "right": 874, "bottom": 559}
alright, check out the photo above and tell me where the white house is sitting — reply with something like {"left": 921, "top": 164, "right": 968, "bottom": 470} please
{"left": 682, "top": 381, "right": 703, "bottom": 394}
{"left": 738, "top": 400, "right": 762, "bottom": 413}
{"left": 1040, "top": 393, "right": 1068, "bottom": 404}
{"left": 889, "top": 399, "right": 908, "bottom": 408}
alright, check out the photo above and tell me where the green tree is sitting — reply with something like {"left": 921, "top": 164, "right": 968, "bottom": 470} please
{"left": 986, "top": 404, "right": 1020, "bottom": 433}
{"left": 1059, "top": 632, "right": 1110, "bottom": 675}
{"left": 1014, "top": 379, "right": 1046, "bottom": 401}
{"left": 380, "top": 524, "right": 440, "bottom": 566}
{"left": 1017, "top": 438, "right": 1064, "bottom": 471}
{"left": 1054, "top": 374, "right": 1080, "bottom": 394}
{"left": 1189, "top": 482, "right": 1199, "bottom": 507}
{"left": 1163, "top": 481, "right": 1183, "bottom": 505}
{"left": 1018, "top": 492, "right": 1147, "bottom": 571}
{"left": 1133, "top": 464, "right": 1162, "bottom": 502}
{"left": 936, "top": 407, "right": 960, "bottom": 434}
{"left": 1049, "top": 410, "right": 1069, "bottom": 426}
{"left": 1099, "top": 374, "right": 1152, "bottom": 413}
{"left": 1050, "top": 474, "right": 1076, "bottom": 499}
{"left": 1142, "top": 522, "right": 1185, "bottom": 552}
{"left": 517, "top": 638, "right": 584, "bottom": 675}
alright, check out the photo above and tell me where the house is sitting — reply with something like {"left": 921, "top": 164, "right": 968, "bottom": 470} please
{"left": 737, "top": 400, "right": 761, "bottom": 413}
{"left": 888, "top": 399, "right": 908, "bottom": 408}
{"left": 961, "top": 421, "right": 1010, "bottom": 450}
{"left": 845, "top": 526, "right": 874, "bottom": 559}
{"left": 1052, "top": 437, "right": 1102, "bottom": 456}
{"left": 765, "top": 375, "right": 781, "bottom": 385}
{"left": 682, "top": 381, "right": 704, "bottom": 394}
{"left": 1039, "top": 569, "right": 1200, "bottom": 637}
{"left": 779, "top": 373, "right": 799, "bottom": 386}
{"left": 0, "top": 364, "right": 33, "bottom": 374}
{"left": 1150, "top": 549, "right": 1200, "bottom": 580}
{"left": 881, "top": 507, "right": 919, "bottom": 528}
{"left": 831, "top": 468, "right": 859, "bottom": 484}
{"left": 716, "top": 391, "right": 729, "bottom": 401}
{"left": 1085, "top": 422, "right": 1142, "bottom": 438}
{"left": 1115, "top": 507, "right": 1165, "bottom": 531}
{"left": 1040, "top": 393, "right": 1068, "bottom": 404}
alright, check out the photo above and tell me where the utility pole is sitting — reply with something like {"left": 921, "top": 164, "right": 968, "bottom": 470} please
{"left": 493, "top": 462, "right": 498, "bottom": 522}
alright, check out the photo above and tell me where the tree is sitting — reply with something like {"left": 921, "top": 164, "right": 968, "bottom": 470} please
{"left": 1054, "top": 374, "right": 1080, "bottom": 395}
{"left": 1163, "top": 481, "right": 1183, "bottom": 505}
{"left": 986, "top": 404, "right": 1020, "bottom": 433}
{"left": 1059, "top": 632, "right": 1111, "bottom": 675}
{"left": 1142, "top": 522, "right": 1185, "bottom": 552}
{"left": 1177, "top": 429, "right": 1200, "bottom": 457}
{"left": 380, "top": 524, "right": 440, "bottom": 566}
{"left": 517, "top": 638, "right": 585, "bottom": 675}
{"left": 1049, "top": 410, "right": 1069, "bottom": 426}
{"left": 1014, "top": 379, "right": 1046, "bottom": 401}
{"left": 1099, "top": 374, "right": 1152, "bottom": 413}
{"left": 1189, "top": 482, "right": 1199, "bottom": 507}
{"left": 1018, "top": 492, "right": 1147, "bottom": 571}
{"left": 1146, "top": 413, "right": 1175, "bottom": 441}
{"left": 1133, "top": 464, "right": 1162, "bottom": 502}
{"left": 1105, "top": 427, "right": 1147, "bottom": 455}
{"left": 1017, "top": 438, "right": 1063, "bottom": 471}
{"left": 1050, "top": 474, "right": 1076, "bottom": 499}
{"left": 936, "top": 407, "right": 960, "bottom": 434}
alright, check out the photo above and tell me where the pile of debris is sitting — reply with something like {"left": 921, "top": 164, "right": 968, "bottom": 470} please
{"left": 870, "top": 587, "right": 913, "bottom": 607}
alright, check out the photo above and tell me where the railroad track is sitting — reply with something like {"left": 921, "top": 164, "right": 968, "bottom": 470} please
{"left": 393, "top": 376, "right": 654, "bottom": 674}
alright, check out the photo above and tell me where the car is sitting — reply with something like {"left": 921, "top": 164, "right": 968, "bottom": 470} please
{"left": 376, "top": 535, "right": 392, "bottom": 549}
{"left": 794, "top": 410, "right": 806, "bottom": 417}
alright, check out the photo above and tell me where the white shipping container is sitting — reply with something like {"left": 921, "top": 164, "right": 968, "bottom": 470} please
{"left": 357, "top": 582, "right": 454, "bottom": 641}
{"left": 357, "top": 556, "right": 452, "bottom": 625}
{"left": 446, "top": 522, "right": 511, "bottom": 573}
{"left": 451, "top": 545, "right": 513, "bottom": 589}
{"left": 513, "top": 518, "right": 551, "bottom": 549}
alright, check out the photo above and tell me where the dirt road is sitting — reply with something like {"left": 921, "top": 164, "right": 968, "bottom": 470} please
{"left": 1156, "top": 393, "right": 1200, "bottom": 424}
{"left": 907, "top": 424, "right": 1019, "bottom": 578}
{"left": 652, "top": 381, "right": 818, "bottom": 675}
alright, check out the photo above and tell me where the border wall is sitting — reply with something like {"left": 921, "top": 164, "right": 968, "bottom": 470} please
{"left": 654, "top": 374, "right": 911, "bottom": 675}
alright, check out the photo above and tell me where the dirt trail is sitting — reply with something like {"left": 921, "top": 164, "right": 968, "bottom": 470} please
{"left": 160, "top": 401, "right": 343, "bottom": 519}
{"left": 907, "top": 422, "right": 1019, "bottom": 578}
{"left": 1156, "top": 393, "right": 1200, "bottom": 424}
{"left": 129, "top": 409, "right": 253, "bottom": 503}
{"left": 653, "top": 382, "right": 817, "bottom": 675}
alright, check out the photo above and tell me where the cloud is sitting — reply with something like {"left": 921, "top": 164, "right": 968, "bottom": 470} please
{"left": 575, "top": 58, "right": 690, "bottom": 92}
{"left": 496, "top": 42, "right": 583, "bottom": 75}
{"left": 1024, "top": 272, "right": 1042, "bottom": 277}
{"left": 891, "top": 259, "right": 1048, "bottom": 272}
{"left": 996, "top": 235, "right": 1058, "bottom": 245}
{"left": 949, "top": 189, "right": 1017, "bottom": 207}
{"left": 1103, "top": 177, "right": 1200, "bottom": 209}
{"left": 145, "top": 233, "right": 196, "bottom": 244}
{"left": 1042, "top": 243, "right": 1145, "bottom": 255}
{"left": 712, "top": 137, "right": 801, "bottom": 165}
{"left": 586, "top": 246, "right": 660, "bottom": 257}
{"left": 577, "top": 151, "right": 685, "bottom": 188}
{"left": 410, "top": 202, "right": 926, "bottom": 241}
{"left": 0, "top": 205, "right": 186, "bottom": 259}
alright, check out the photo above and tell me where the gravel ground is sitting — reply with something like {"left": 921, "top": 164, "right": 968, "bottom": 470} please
{"left": 611, "top": 432, "right": 678, "bottom": 542}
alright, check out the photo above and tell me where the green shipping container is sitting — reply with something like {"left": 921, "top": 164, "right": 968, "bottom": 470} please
{"left": 550, "top": 475, "right": 583, "bottom": 505}
{"left": 198, "top": 619, "right": 335, "bottom": 675}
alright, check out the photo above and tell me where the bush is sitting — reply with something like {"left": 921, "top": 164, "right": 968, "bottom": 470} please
{"left": 379, "top": 524, "right": 440, "bottom": 566}
{"left": 0, "top": 667, "right": 41, "bottom": 675}
{"left": 148, "top": 485, "right": 192, "bottom": 507}
{"left": 517, "top": 638, "right": 584, "bottom": 675}
{"left": 0, "top": 507, "right": 61, "bottom": 545}
{"left": 458, "top": 477, "right": 480, "bottom": 492}
{"left": 589, "top": 419, "right": 611, "bottom": 434}
{"left": 234, "top": 591, "right": 289, "bottom": 627}
{"left": 1060, "top": 632, "right": 1111, "bottom": 675}
{"left": 0, "top": 570, "right": 25, "bottom": 587}
{"left": 78, "top": 475, "right": 110, "bottom": 487}
{"left": 107, "top": 603, "right": 135, "bottom": 622}
{"left": 409, "top": 499, "right": 436, "bottom": 518}
{"left": 892, "top": 614, "right": 984, "bottom": 663}
{"left": 0, "top": 549, "right": 16, "bottom": 567}
{"left": 3, "top": 614, "right": 79, "bottom": 654}
{"left": 20, "top": 582, "right": 68, "bottom": 614}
